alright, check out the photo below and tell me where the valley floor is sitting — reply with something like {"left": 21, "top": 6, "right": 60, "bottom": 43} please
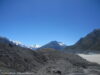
{"left": 79, "top": 54, "right": 100, "bottom": 64}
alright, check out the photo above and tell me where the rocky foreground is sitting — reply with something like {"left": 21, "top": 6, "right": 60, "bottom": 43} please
{"left": 0, "top": 42, "right": 100, "bottom": 75}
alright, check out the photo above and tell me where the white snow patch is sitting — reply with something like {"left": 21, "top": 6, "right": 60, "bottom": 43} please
{"left": 30, "top": 44, "right": 41, "bottom": 48}
{"left": 12, "top": 40, "right": 22, "bottom": 45}
{"left": 78, "top": 54, "right": 100, "bottom": 64}
{"left": 58, "top": 42, "right": 65, "bottom": 46}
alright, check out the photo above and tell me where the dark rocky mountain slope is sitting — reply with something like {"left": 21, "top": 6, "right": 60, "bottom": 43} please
{"left": 65, "top": 29, "right": 100, "bottom": 52}
{"left": 0, "top": 42, "right": 47, "bottom": 73}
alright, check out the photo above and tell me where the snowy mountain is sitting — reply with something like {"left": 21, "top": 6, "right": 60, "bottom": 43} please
{"left": 11, "top": 40, "right": 41, "bottom": 50}
{"left": 29, "top": 44, "right": 41, "bottom": 50}
{"left": 39, "top": 41, "right": 66, "bottom": 50}
{"left": 0, "top": 37, "right": 41, "bottom": 50}
{"left": 12, "top": 40, "right": 23, "bottom": 45}
{"left": 11, "top": 40, "right": 29, "bottom": 48}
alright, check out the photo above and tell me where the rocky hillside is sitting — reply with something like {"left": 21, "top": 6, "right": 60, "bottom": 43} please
{"left": 65, "top": 29, "right": 100, "bottom": 52}
{"left": 0, "top": 38, "right": 100, "bottom": 75}
{"left": 0, "top": 42, "right": 47, "bottom": 73}
{"left": 36, "top": 48, "right": 100, "bottom": 75}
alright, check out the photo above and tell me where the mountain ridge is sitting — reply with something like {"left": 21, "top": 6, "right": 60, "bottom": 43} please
{"left": 38, "top": 41, "right": 66, "bottom": 50}
{"left": 64, "top": 29, "right": 100, "bottom": 52}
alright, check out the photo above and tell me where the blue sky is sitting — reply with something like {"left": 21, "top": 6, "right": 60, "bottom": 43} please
{"left": 0, "top": 0, "right": 100, "bottom": 46}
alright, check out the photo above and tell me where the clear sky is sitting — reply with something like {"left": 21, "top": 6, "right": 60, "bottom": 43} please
{"left": 0, "top": 0, "right": 100, "bottom": 46}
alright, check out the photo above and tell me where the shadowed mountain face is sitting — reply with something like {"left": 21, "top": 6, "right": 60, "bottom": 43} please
{"left": 0, "top": 37, "right": 100, "bottom": 75}
{"left": 0, "top": 37, "right": 13, "bottom": 45}
{"left": 65, "top": 29, "right": 100, "bottom": 51}
{"left": 39, "top": 41, "right": 66, "bottom": 50}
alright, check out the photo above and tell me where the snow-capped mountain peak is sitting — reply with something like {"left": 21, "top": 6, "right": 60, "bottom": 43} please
{"left": 58, "top": 42, "right": 65, "bottom": 46}
{"left": 39, "top": 41, "right": 67, "bottom": 50}
{"left": 30, "top": 44, "right": 41, "bottom": 50}
{"left": 12, "top": 40, "right": 22, "bottom": 45}
{"left": 30, "top": 44, "right": 41, "bottom": 48}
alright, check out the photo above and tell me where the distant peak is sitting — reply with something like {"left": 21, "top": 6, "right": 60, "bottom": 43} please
{"left": 12, "top": 40, "right": 22, "bottom": 45}
{"left": 58, "top": 42, "right": 65, "bottom": 46}
{"left": 50, "top": 41, "right": 58, "bottom": 43}
{"left": 30, "top": 44, "right": 41, "bottom": 48}
{"left": 39, "top": 41, "right": 66, "bottom": 50}
{"left": 50, "top": 41, "right": 66, "bottom": 46}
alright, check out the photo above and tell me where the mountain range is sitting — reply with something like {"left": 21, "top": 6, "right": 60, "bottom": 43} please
{"left": 0, "top": 29, "right": 100, "bottom": 52}
{"left": 0, "top": 28, "right": 100, "bottom": 52}
{"left": 12, "top": 40, "right": 66, "bottom": 50}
